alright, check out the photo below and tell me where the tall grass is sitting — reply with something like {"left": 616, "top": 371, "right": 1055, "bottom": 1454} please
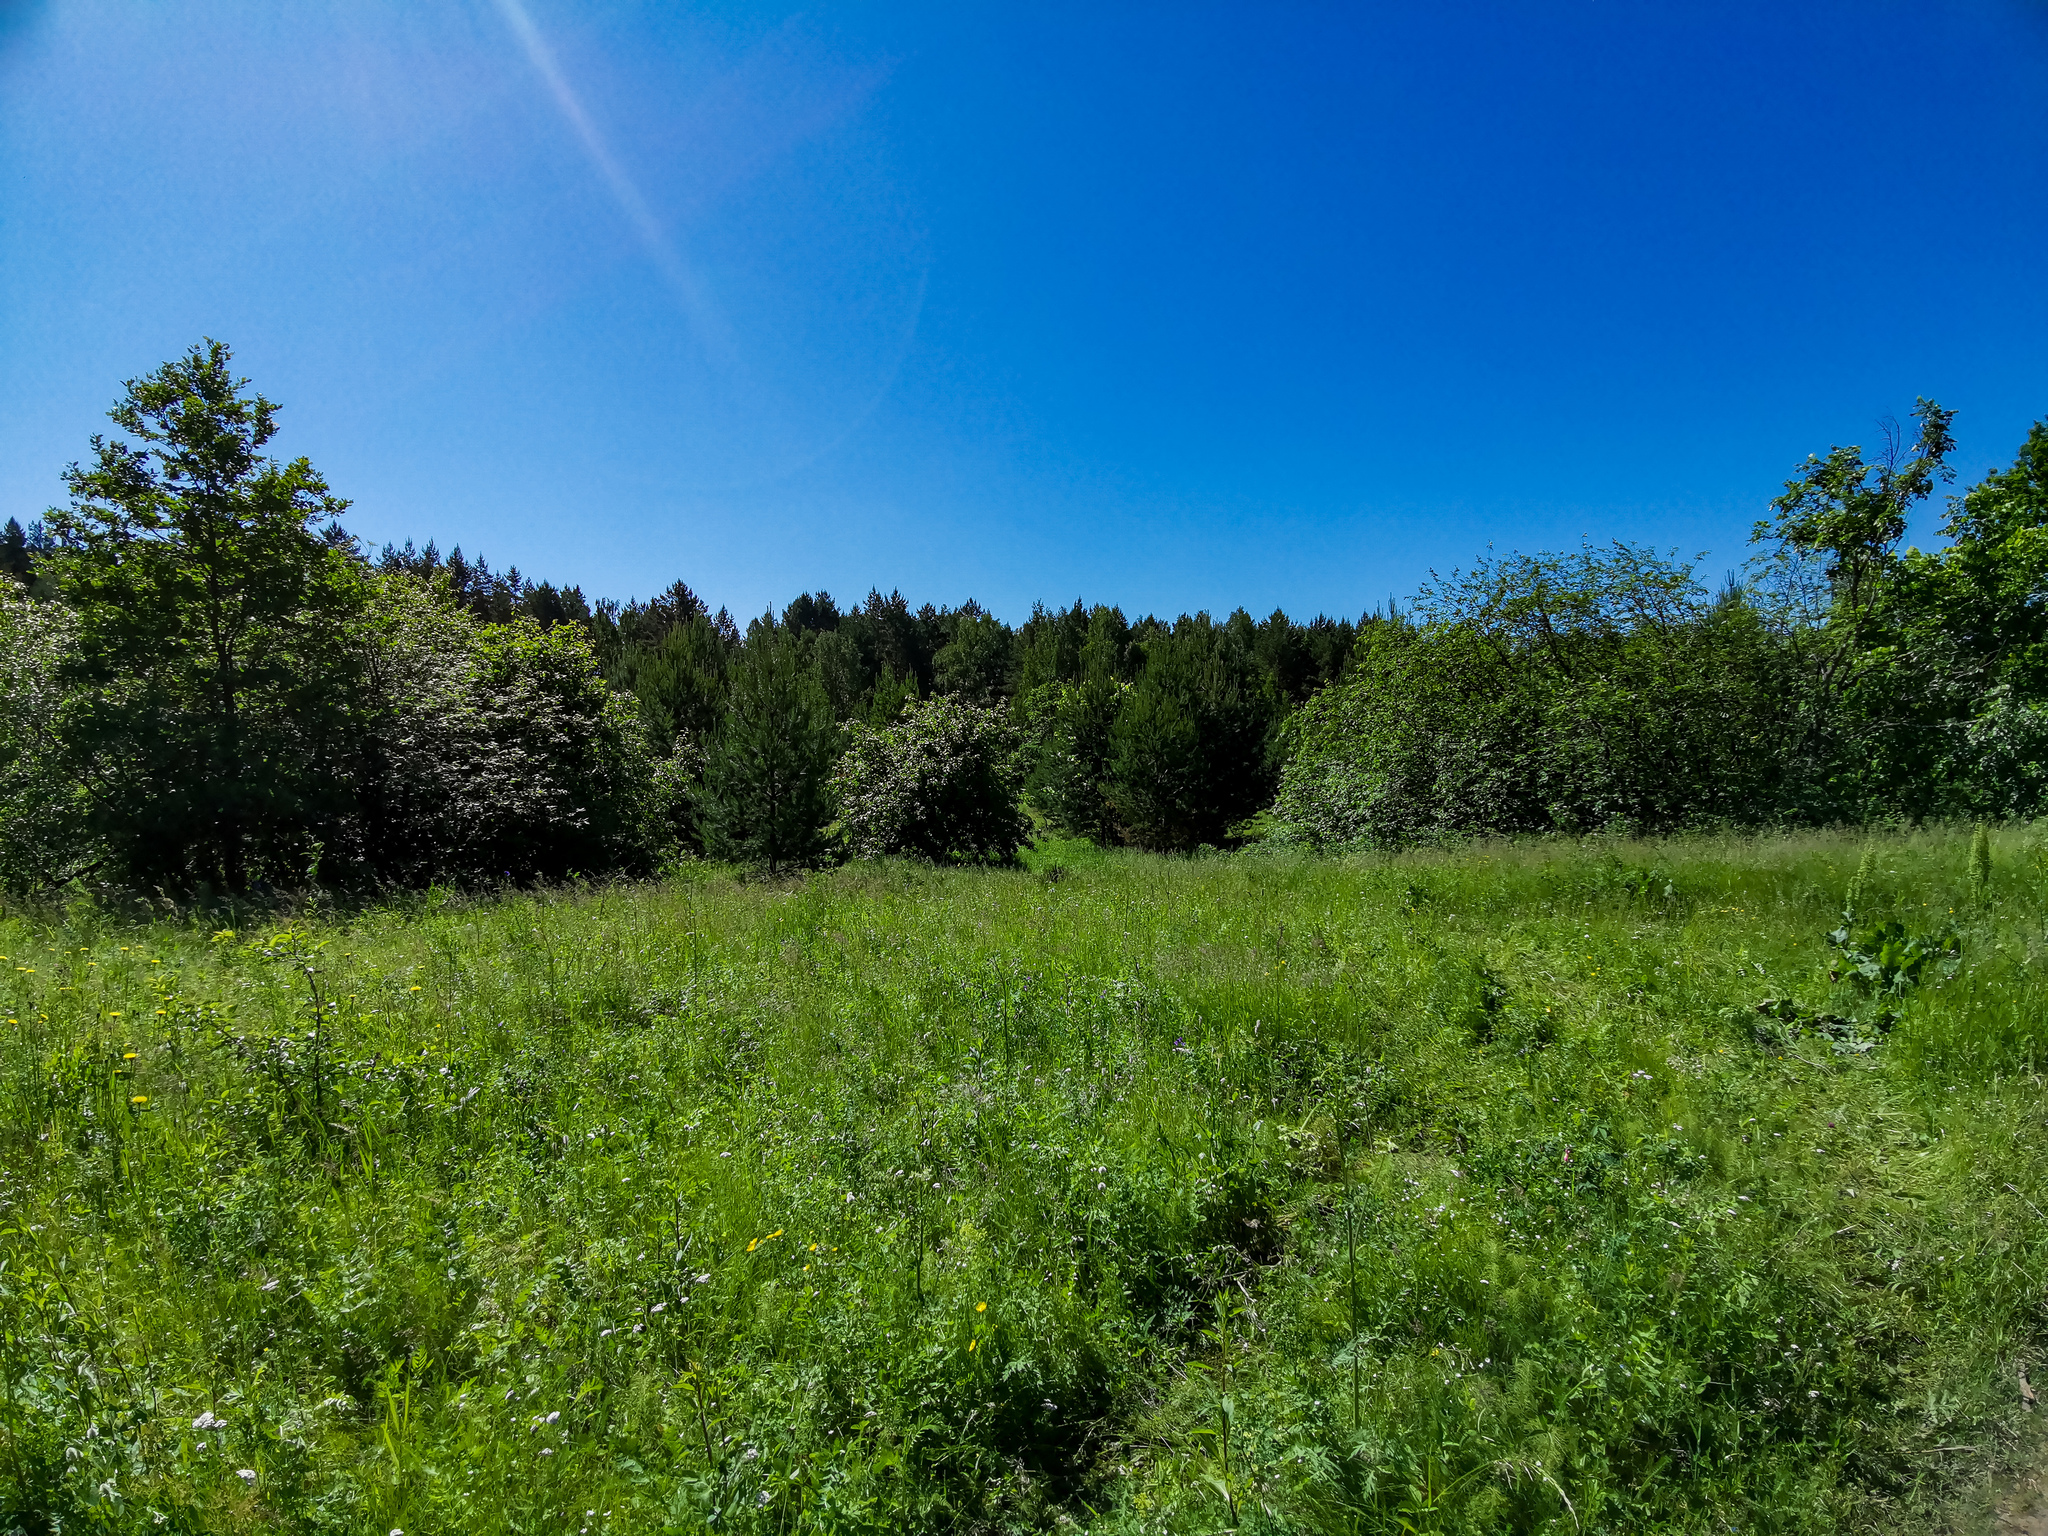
{"left": 4, "top": 828, "right": 2047, "bottom": 1532}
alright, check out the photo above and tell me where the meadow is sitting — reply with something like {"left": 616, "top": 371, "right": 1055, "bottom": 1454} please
{"left": 5, "top": 828, "right": 2047, "bottom": 1534}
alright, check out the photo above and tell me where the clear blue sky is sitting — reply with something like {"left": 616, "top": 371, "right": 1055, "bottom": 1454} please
{"left": 3, "top": 1, "right": 2044, "bottom": 622}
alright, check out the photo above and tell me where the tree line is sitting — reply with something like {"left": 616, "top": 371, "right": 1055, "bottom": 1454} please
{"left": 5, "top": 345, "right": 2043, "bottom": 896}
{"left": 1277, "top": 401, "right": 2048, "bottom": 844}
{"left": 0, "top": 343, "right": 1358, "bottom": 894}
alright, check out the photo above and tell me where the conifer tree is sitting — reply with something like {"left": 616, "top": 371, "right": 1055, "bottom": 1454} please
{"left": 0, "top": 518, "right": 31, "bottom": 585}
{"left": 696, "top": 617, "right": 839, "bottom": 872}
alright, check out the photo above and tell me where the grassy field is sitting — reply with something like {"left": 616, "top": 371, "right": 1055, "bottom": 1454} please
{"left": 5, "top": 829, "right": 2048, "bottom": 1533}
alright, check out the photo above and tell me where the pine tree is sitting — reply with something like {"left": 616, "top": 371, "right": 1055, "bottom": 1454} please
{"left": 1105, "top": 613, "right": 1279, "bottom": 850}
{"left": 0, "top": 518, "right": 30, "bottom": 585}
{"left": 696, "top": 618, "right": 839, "bottom": 872}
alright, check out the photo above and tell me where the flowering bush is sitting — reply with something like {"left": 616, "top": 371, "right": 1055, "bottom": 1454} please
{"left": 343, "top": 577, "right": 658, "bottom": 885}
{"left": 0, "top": 586, "right": 98, "bottom": 892}
{"left": 833, "top": 696, "right": 1027, "bottom": 863}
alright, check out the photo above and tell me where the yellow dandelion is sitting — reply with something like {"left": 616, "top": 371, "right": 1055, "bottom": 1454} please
{"left": 976, "top": 1301, "right": 987, "bottom": 1313}
{"left": 130, "top": 1095, "right": 147, "bottom": 1105}
{"left": 968, "top": 1339, "right": 978, "bottom": 1352}
{"left": 809, "top": 1243, "right": 818, "bottom": 1252}
{"left": 408, "top": 986, "right": 422, "bottom": 993}
{"left": 747, "top": 1238, "right": 760, "bottom": 1253}
{"left": 123, "top": 1052, "right": 139, "bottom": 1060}
{"left": 108, "top": 1011, "right": 122, "bottom": 1018}
{"left": 769, "top": 1229, "right": 783, "bottom": 1239}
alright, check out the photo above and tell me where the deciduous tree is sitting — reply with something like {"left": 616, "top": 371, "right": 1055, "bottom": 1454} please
{"left": 46, "top": 341, "right": 363, "bottom": 889}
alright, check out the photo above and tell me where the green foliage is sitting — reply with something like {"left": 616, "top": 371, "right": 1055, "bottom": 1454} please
{"left": 347, "top": 577, "right": 659, "bottom": 885}
{"left": 932, "top": 608, "right": 1015, "bottom": 704}
{"left": 833, "top": 695, "right": 1029, "bottom": 863}
{"left": 1755, "top": 398, "right": 1958, "bottom": 650}
{"left": 621, "top": 611, "right": 729, "bottom": 752}
{"left": 0, "top": 516, "right": 33, "bottom": 586}
{"left": 1970, "top": 822, "right": 1993, "bottom": 896}
{"left": 1025, "top": 674, "right": 1128, "bottom": 845}
{"left": 650, "top": 733, "right": 709, "bottom": 858}
{"left": 45, "top": 340, "right": 363, "bottom": 890}
{"left": 1105, "top": 612, "right": 1280, "bottom": 850}
{"left": 1868, "top": 422, "right": 2048, "bottom": 819}
{"left": 697, "top": 618, "right": 839, "bottom": 872}
{"left": 0, "top": 587, "right": 97, "bottom": 890}
{"left": 2, "top": 830, "right": 2044, "bottom": 1533}
{"left": 1275, "top": 412, "right": 2048, "bottom": 846}
{"left": 29, "top": 345, "right": 2048, "bottom": 911}
{"left": 1825, "top": 914, "right": 1961, "bottom": 996}
{"left": 1275, "top": 546, "right": 1785, "bottom": 847}
{"left": 863, "top": 666, "right": 919, "bottom": 727}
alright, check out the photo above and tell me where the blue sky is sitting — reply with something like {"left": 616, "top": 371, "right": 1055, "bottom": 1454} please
{"left": 2, "top": 1, "right": 2044, "bottom": 622}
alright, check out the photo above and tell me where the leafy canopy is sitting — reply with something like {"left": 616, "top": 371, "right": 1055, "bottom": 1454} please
{"left": 47, "top": 340, "right": 362, "bottom": 890}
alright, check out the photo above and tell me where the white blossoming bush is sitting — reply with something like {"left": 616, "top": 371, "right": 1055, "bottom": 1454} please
{"left": 0, "top": 585, "right": 99, "bottom": 892}
{"left": 832, "top": 696, "right": 1027, "bottom": 864}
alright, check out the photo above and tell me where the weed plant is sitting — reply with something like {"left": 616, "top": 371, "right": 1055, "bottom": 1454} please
{"left": 4, "top": 828, "right": 2048, "bottom": 1532}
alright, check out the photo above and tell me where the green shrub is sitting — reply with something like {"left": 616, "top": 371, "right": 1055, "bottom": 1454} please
{"left": 347, "top": 577, "right": 659, "bottom": 885}
{"left": 834, "top": 694, "right": 1028, "bottom": 863}
{"left": 1275, "top": 546, "right": 1786, "bottom": 847}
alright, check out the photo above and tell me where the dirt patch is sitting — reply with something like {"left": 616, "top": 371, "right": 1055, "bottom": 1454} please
{"left": 1971, "top": 1375, "right": 2048, "bottom": 1536}
{"left": 1994, "top": 1465, "right": 2048, "bottom": 1536}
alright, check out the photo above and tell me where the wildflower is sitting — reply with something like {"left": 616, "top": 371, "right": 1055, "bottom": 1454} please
{"left": 976, "top": 1301, "right": 987, "bottom": 1313}
{"left": 969, "top": 1339, "right": 978, "bottom": 1352}
{"left": 236, "top": 1469, "right": 256, "bottom": 1485}
{"left": 124, "top": 1052, "right": 139, "bottom": 1060}
{"left": 131, "top": 1095, "right": 148, "bottom": 1106}
{"left": 108, "top": 1011, "right": 122, "bottom": 1018}
{"left": 409, "top": 986, "right": 422, "bottom": 993}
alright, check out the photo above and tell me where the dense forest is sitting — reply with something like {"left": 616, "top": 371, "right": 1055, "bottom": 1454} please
{"left": 2, "top": 343, "right": 2045, "bottom": 896}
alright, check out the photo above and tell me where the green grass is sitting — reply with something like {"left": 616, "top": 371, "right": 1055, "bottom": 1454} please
{"left": 5, "top": 829, "right": 2048, "bottom": 1533}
